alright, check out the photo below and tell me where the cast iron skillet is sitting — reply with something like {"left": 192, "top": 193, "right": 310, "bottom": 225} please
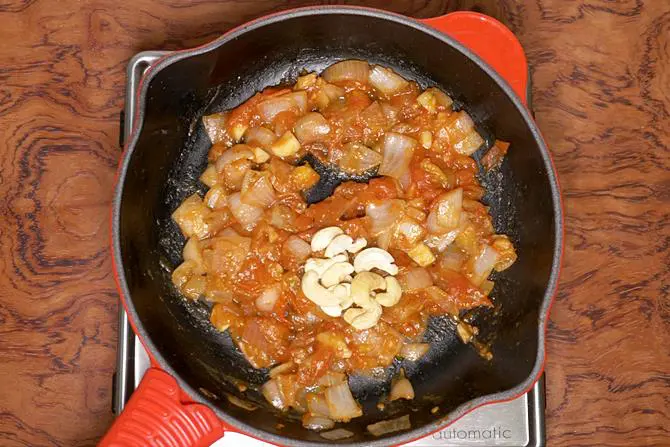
{"left": 104, "top": 6, "right": 562, "bottom": 447}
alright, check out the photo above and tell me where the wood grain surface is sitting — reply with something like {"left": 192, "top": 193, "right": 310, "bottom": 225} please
{"left": 0, "top": 0, "right": 668, "bottom": 446}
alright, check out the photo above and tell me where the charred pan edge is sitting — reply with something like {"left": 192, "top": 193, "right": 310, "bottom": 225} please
{"left": 112, "top": 6, "right": 563, "bottom": 447}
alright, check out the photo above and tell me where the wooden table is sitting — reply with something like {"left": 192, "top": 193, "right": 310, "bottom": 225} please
{"left": 0, "top": 0, "right": 668, "bottom": 445}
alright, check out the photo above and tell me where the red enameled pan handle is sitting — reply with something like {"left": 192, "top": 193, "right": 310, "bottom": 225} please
{"left": 99, "top": 368, "right": 225, "bottom": 446}
{"left": 102, "top": 10, "right": 528, "bottom": 447}
{"left": 421, "top": 11, "right": 529, "bottom": 105}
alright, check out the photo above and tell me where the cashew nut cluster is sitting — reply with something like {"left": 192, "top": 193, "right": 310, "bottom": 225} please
{"left": 300, "top": 226, "right": 403, "bottom": 330}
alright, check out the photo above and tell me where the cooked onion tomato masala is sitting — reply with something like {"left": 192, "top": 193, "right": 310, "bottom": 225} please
{"left": 171, "top": 60, "right": 516, "bottom": 430}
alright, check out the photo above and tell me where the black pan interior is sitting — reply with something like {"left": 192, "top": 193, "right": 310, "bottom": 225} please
{"left": 117, "top": 10, "right": 557, "bottom": 445}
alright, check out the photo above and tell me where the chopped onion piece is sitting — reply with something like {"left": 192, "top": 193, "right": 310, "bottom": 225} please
{"left": 227, "top": 192, "right": 263, "bottom": 231}
{"left": 481, "top": 139, "right": 510, "bottom": 171}
{"left": 182, "top": 238, "right": 205, "bottom": 275}
{"left": 203, "top": 185, "right": 227, "bottom": 209}
{"left": 376, "top": 230, "right": 393, "bottom": 251}
{"left": 202, "top": 111, "right": 230, "bottom": 144}
{"left": 420, "top": 159, "right": 455, "bottom": 189}
{"left": 432, "top": 88, "right": 454, "bottom": 109}
{"left": 289, "top": 165, "right": 320, "bottom": 190}
{"left": 320, "top": 429, "right": 354, "bottom": 440}
{"left": 396, "top": 217, "right": 426, "bottom": 247}
{"left": 444, "top": 111, "right": 476, "bottom": 144}
{"left": 287, "top": 91, "right": 308, "bottom": 114}
{"left": 454, "top": 130, "right": 484, "bottom": 156}
{"left": 284, "top": 235, "right": 311, "bottom": 262}
{"left": 293, "top": 112, "right": 331, "bottom": 144}
{"left": 424, "top": 230, "right": 460, "bottom": 252}
{"left": 275, "top": 373, "right": 300, "bottom": 409}
{"left": 214, "top": 144, "right": 254, "bottom": 173}
{"left": 182, "top": 275, "right": 206, "bottom": 299}
{"left": 269, "top": 362, "right": 295, "bottom": 378}
{"left": 441, "top": 111, "right": 484, "bottom": 155}
{"left": 454, "top": 223, "right": 480, "bottom": 257}
{"left": 270, "top": 131, "right": 301, "bottom": 158}
{"left": 257, "top": 96, "right": 297, "bottom": 122}
{"left": 390, "top": 375, "right": 415, "bottom": 401}
{"left": 295, "top": 72, "right": 317, "bottom": 90}
{"left": 480, "top": 279, "right": 495, "bottom": 295}
{"left": 468, "top": 244, "right": 500, "bottom": 285}
{"left": 200, "top": 164, "right": 218, "bottom": 187}
{"left": 221, "top": 159, "right": 252, "bottom": 191}
{"left": 322, "top": 83, "right": 345, "bottom": 100}
{"left": 262, "top": 379, "right": 286, "bottom": 410}
{"left": 366, "top": 199, "right": 405, "bottom": 238}
{"left": 338, "top": 143, "right": 383, "bottom": 175}
{"left": 244, "top": 126, "right": 277, "bottom": 148}
{"left": 417, "top": 87, "right": 453, "bottom": 113}
{"left": 323, "top": 59, "right": 370, "bottom": 84}
{"left": 378, "top": 132, "right": 416, "bottom": 183}
{"left": 318, "top": 371, "right": 347, "bottom": 387}
{"left": 172, "top": 260, "right": 195, "bottom": 289}
{"left": 241, "top": 171, "right": 276, "bottom": 208}
{"left": 303, "top": 414, "right": 335, "bottom": 431}
{"left": 440, "top": 247, "right": 466, "bottom": 271}
{"left": 361, "top": 101, "right": 387, "bottom": 130}
{"left": 401, "top": 268, "right": 432, "bottom": 291}
{"left": 398, "top": 170, "right": 411, "bottom": 191}
{"left": 325, "top": 383, "right": 362, "bottom": 422}
{"left": 306, "top": 393, "right": 330, "bottom": 417}
{"left": 456, "top": 321, "right": 478, "bottom": 344}
{"left": 407, "top": 243, "right": 436, "bottom": 267}
{"left": 425, "top": 286, "right": 458, "bottom": 316}
{"left": 252, "top": 147, "right": 271, "bottom": 164}
{"left": 229, "top": 123, "right": 248, "bottom": 142}
{"left": 426, "top": 188, "right": 463, "bottom": 234}
{"left": 400, "top": 343, "right": 429, "bottom": 361}
{"left": 490, "top": 234, "right": 517, "bottom": 271}
{"left": 172, "top": 194, "right": 212, "bottom": 239}
{"left": 369, "top": 65, "right": 409, "bottom": 96}
{"left": 419, "top": 130, "right": 433, "bottom": 149}
{"left": 255, "top": 284, "right": 281, "bottom": 312}
{"left": 269, "top": 204, "right": 297, "bottom": 231}
{"left": 380, "top": 102, "right": 400, "bottom": 125}
{"left": 367, "top": 414, "right": 411, "bottom": 437}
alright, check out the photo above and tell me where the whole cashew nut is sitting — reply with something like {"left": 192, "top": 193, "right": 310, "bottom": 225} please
{"left": 351, "top": 271, "right": 386, "bottom": 307}
{"left": 343, "top": 301, "right": 383, "bottom": 330}
{"left": 353, "top": 248, "right": 399, "bottom": 275}
{"left": 375, "top": 276, "right": 402, "bottom": 307}
{"left": 302, "top": 270, "right": 349, "bottom": 307}
{"left": 334, "top": 283, "right": 353, "bottom": 310}
{"left": 321, "top": 305, "right": 343, "bottom": 317}
{"left": 321, "top": 262, "right": 355, "bottom": 288}
{"left": 339, "top": 295, "right": 354, "bottom": 310}
{"left": 324, "top": 234, "right": 353, "bottom": 258}
{"left": 321, "top": 283, "right": 353, "bottom": 317}
{"left": 347, "top": 237, "right": 368, "bottom": 254}
{"left": 311, "top": 227, "right": 344, "bottom": 252}
{"left": 333, "top": 282, "right": 351, "bottom": 297}
{"left": 304, "top": 254, "right": 348, "bottom": 277}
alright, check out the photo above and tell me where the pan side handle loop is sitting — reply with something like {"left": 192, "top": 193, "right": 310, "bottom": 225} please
{"left": 420, "top": 12, "right": 529, "bottom": 106}
{"left": 99, "top": 368, "right": 225, "bottom": 447}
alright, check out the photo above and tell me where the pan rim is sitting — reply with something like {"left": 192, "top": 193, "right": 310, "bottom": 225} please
{"left": 112, "top": 6, "right": 563, "bottom": 446}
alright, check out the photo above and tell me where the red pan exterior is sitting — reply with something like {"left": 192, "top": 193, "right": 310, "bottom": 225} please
{"left": 103, "top": 6, "right": 563, "bottom": 447}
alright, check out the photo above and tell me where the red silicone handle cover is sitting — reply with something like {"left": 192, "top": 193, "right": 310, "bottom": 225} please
{"left": 99, "top": 368, "right": 224, "bottom": 447}
{"left": 421, "top": 11, "right": 528, "bottom": 105}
